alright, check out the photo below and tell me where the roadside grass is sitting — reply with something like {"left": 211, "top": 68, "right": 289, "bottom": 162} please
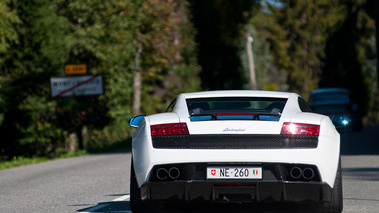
{"left": 0, "top": 139, "right": 131, "bottom": 171}
{"left": 0, "top": 150, "right": 88, "bottom": 171}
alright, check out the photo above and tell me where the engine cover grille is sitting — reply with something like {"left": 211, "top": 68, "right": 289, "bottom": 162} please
{"left": 152, "top": 134, "right": 318, "bottom": 149}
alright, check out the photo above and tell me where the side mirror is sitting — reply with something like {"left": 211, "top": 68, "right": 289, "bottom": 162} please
{"left": 331, "top": 115, "right": 351, "bottom": 128}
{"left": 128, "top": 115, "right": 145, "bottom": 127}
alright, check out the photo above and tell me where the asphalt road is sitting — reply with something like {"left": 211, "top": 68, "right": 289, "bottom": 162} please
{"left": 0, "top": 150, "right": 132, "bottom": 213}
{"left": 0, "top": 126, "right": 378, "bottom": 213}
{"left": 340, "top": 126, "right": 379, "bottom": 213}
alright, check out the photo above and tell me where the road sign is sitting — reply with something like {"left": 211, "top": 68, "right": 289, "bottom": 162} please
{"left": 64, "top": 64, "right": 88, "bottom": 75}
{"left": 50, "top": 75, "right": 104, "bottom": 98}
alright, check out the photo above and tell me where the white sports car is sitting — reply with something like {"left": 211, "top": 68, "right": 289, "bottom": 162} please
{"left": 129, "top": 90, "right": 349, "bottom": 212}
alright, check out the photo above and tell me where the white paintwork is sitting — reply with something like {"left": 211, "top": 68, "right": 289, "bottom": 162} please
{"left": 131, "top": 90, "right": 340, "bottom": 190}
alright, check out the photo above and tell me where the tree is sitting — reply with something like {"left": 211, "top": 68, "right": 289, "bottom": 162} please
{"left": 0, "top": 0, "right": 20, "bottom": 54}
{"left": 0, "top": 0, "right": 20, "bottom": 129}
{"left": 0, "top": 0, "right": 201, "bottom": 159}
{"left": 254, "top": 0, "right": 344, "bottom": 99}
{"left": 135, "top": 0, "right": 201, "bottom": 114}
{"left": 0, "top": 0, "right": 68, "bottom": 158}
{"left": 320, "top": 0, "right": 375, "bottom": 115}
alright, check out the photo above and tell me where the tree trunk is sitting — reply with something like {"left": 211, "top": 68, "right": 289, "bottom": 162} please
{"left": 76, "top": 127, "right": 83, "bottom": 150}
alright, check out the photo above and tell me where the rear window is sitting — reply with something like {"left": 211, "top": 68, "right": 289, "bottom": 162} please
{"left": 186, "top": 97, "right": 287, "bottom": 114}
{"left": 309, "top": 92, "right": 349, "bottom": 105}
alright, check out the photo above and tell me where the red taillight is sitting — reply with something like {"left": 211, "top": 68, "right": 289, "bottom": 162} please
{"left": 280, "top": 122, "right": 320, "bottom": 136}
{"left": 151, "top": 123, "right": 189, "bottom": 136}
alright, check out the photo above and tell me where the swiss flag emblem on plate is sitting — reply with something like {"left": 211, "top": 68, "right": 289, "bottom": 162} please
{"left": 211, "top": 169, "right": 216, "bottom": 176}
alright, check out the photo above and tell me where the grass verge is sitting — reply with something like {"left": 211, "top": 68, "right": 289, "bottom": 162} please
{"left": 0, "top": 150, "right": 88, "bottom": 171}
{"left": 0, "top": 139, "right": 131, "bottom": 171}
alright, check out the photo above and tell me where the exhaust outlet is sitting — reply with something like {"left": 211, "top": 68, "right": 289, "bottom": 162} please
{"left": 302, "top": 168, "right": 315, "bottom": 180}
{"left": 290, "top": 167, "right": 302, "bottom": 179}
{"left": 156, "top": 168, "right": 168, "bottom": 180}
{"left": 169, "top": 167, "right": 180, "bottom": 179}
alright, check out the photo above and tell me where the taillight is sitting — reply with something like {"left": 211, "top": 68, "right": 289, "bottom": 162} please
{"left": 281, "top": 122, "right": 320, "bottom": 136}
{"left": 151, "top": 123, "right": 189, "bottom": 136}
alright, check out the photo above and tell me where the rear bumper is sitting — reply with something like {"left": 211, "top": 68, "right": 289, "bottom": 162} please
{"left": 140, "top": 181, "right": 332, "bottom": 203}
{"left": 139, "top": 162, "right": 332, "bottom": 204}
{"left": 133, "top": 134, "right": 340, "bottom": 188}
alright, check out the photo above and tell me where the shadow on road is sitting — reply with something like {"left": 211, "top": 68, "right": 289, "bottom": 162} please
{"left": 149, "top": 203, "right": 316, "bottom": 213}
{"left": 78, "top": 201, "right": 130, "bottom": 213}
{"left": 340, "top": 126, "right": 379, "bottom": 155}
{"left": 78, "top": 201, "right": 317, "bottom": 213}
{"left": 342, "top": 167, "right": 379, "bottom": 181}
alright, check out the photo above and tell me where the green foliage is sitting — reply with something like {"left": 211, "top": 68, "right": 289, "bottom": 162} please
{"left": 133, "top": 0, "right": 201, "bottom": 114}
{"left": 0, "top": 0, "right": 20, "bottom": 54}
{"left": 0, "top": 0, "right": 20, "bottom": 127}
{"left": 364, "top": 92, "right": 379, "bottom": 125}
{"left": 254, "top": 0, "right": 345, "bottom": 99}
{"left": 0, "top": 149, "right": 90, "bottom": 171}
{"left": 320, "top": 0, "right": 375, "bottom": 115}
{"left": 0, "top": 0, "right": 201, "bottom": 160}
{"left": 0, "top": 156, "right": 49, "bottom": 171}
{"left": 0, "top": 0, "right": 68, "bottom": 159}
{"left": 1, "top": 0, "right": 376, "bottom": 161}
{"left": 56, "top": 0, "right": 142, "bottom": 145}
{"left": 253, "top": 0, "right": 376, "bottom": 117}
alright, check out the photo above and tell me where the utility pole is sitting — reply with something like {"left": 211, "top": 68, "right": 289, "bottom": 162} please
{"left": 133, "top": 41, "right": 142, "bottom": 115}
{"left": 246, "top": 33, "right": 257, "bottom": 90}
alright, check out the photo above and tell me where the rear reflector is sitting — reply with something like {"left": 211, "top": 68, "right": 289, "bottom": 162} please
{"left": 281, "top": 122, "right": 320, "bottom": 136}
{"left": 151, "top": 123, "right": 189, "bottom": 136}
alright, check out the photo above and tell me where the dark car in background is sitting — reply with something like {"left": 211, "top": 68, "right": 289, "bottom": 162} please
{"left": 309, "top": 88, "right": 363, "bottom": 131}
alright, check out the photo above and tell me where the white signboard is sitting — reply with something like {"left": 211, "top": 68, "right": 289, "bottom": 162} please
{"left": 50, "top": 75, "right": 104, "bottom": 98}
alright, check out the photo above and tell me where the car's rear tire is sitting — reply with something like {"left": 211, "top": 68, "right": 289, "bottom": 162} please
{"left": 130, "top": 161, "right": 150, "bottom": 213}
{"left": 317, "top": 157, "right": 343, "bottom": 213}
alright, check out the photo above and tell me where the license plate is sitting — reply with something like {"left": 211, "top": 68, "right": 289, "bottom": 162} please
{"left": 207, "top": 167, "right": 262, "bottom": 179}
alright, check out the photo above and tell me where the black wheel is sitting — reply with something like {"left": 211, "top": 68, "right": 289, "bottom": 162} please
{"left": 130, "top": 161, "right": 150, "bottom": 213}
{"left": 317, "top": 157, "right": 343, "bottom": 213}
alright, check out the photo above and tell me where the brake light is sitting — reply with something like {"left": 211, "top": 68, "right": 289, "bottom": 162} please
{"left": 151, "top": 123, "right": 189, "bottom": 136}
{"left": 280, "top": 122, "right": 320, "bottom": 136}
